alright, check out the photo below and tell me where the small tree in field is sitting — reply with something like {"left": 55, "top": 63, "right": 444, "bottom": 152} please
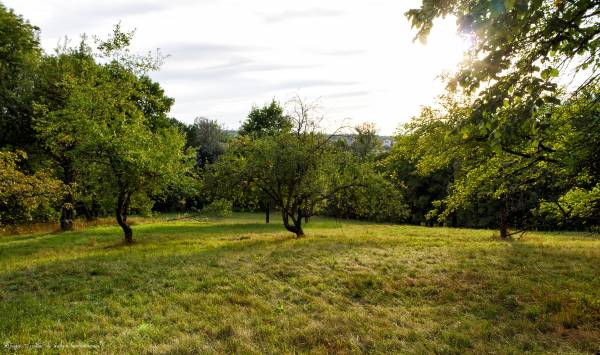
{"left": 33, "top": 43, "right": 98, "bottom": 230}
{"left": 75, "top": 62, "right": 192, "bottom": 244}
{"left": 34, "top": 25, "right": 193, "bottom": 243}
{"left": 212, "top": 98, "right": 366, "bottom": 237}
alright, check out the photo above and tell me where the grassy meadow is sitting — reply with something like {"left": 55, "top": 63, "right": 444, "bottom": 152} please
{"left": 1, "top": 213, "right": 599, "bottom": 354}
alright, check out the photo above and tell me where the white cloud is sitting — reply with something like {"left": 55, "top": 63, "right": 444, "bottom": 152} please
{"left": 3, "top": 0, "right": 469, "bottom": 134}
{"left": 261, "top": 8, "right": 345, "bottom": 23}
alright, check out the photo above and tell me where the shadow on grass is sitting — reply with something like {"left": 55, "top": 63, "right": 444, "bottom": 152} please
{"left": 134, "top": 220, "right": 344, "bottom": 236}
{"left": 0, "top": 233, "right": 361, "bottom": 331}
{"left": 137, "top": 222, "right": 288, "bottom": 235}
{"left": 1, "top": 224, "right": 599, "bottom": 353}
{"left": 0, "top": 222, "right": 289, "bottom": 263}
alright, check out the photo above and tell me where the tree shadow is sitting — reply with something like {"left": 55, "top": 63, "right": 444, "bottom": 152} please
{"left": 1, "top": 227, "right": 599, "bottom": 352}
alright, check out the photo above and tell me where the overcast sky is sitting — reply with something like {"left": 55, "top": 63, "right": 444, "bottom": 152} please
{"left": 3, "top": 0, "right": 469, "bottom": 135}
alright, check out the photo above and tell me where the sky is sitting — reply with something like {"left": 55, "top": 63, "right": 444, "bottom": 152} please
{"left": 3, "top": 0, "right": 470, "bottom": 135}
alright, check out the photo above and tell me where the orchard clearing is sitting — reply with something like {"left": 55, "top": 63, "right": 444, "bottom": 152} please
{"left": 1, "top": 213, "right": 599, "bottom": 354}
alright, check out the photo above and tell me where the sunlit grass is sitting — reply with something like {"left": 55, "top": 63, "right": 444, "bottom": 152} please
{"left": 1, "top": 213, "right": 599, "bottom": 353}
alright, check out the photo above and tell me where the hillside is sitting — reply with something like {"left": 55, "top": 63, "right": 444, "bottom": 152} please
{"left": 1, "top": 214, "right": 599, "bottom": 353}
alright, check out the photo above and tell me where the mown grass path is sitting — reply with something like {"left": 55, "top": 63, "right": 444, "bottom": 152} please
{"left": 1, "top": 214, "right": 599, "bottom": 353}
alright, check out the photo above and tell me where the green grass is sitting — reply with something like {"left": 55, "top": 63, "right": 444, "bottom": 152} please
{"left": 1, "top": 213, "right": 599, "bottom": 354}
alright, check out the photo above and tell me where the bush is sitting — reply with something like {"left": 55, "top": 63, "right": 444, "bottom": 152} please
{"left": 201, "top": 199, "right": 233, "bottom": 217}
{"left": 0, "top": 151, "right": 63, "bottom": 228}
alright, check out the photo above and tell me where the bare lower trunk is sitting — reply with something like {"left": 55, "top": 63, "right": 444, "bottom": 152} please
{"left": 499, "top": 199, "right": 508, "bottom": 239}
{"left": 60, "top": 191, "right": 74, "bottom": 231}
{"left": 265, "top": 200, "right": 270, "bottom": 224}
{"left": 60, "top": 161, "right": 74, "bottom": 231}
{"left": 116, "top": 190, "right": 133, "bottom": 244}
{"left": 282, "top": 210, "right": 304, "bottom": 237}
{"left": 117, "top": 215, "right": 133, "bottom": 243}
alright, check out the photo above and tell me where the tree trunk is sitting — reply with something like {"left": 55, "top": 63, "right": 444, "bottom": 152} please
{"left": 499, "top": 198, "right": 508, "bottom": 239}
{"left": 293, "top": 219, "right": 304, "bottom": 237}
{"left": 296, "top": 206, "right": 305, "bottom": 236}
{"left": 60, "top": 160, "right": 74, "bottom": 231}
{"left": 116, "top": 191, "right": 133, "bottom": 244}
{"left": 60, "top": 191, "right": 74, "bottom": 231}
{"left": 449, "top": 159, "right": 458, "bottom": 229}
{"left": 450, "top": 212, "right": 458, "bottom": 228}
{"left": 265, "top": 200, "right": 270, "bottom": 224}
{"left": 282, "top": 210, "right": 304, "bottom": 237}
{"left": 122, "top": 194, "right": 130, "bottom": 223}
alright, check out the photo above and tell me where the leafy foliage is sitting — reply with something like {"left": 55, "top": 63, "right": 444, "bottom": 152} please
{"left": 0, "top": 151, "right": 62, "bottom": 227}
{"left": 201, "top": 199, "right": 234, "bottom": 217}
{"left": 537, "top": 184, "right": 600, "bottom": 227}
{"left": 72, "top": 61, "right": 193, "bottom": 242}
{"left": 0, "top": 4, "right": 41, "bottom": 150}
{"left": 406, "top": 0, "right": 600, "bottom": 158}
{"left": 186, "top": 117, "right": 227, "bottom": 168}
{"left": 399, "top": 0, "right": 600, "bottom": 235}
{"left": 350, "top": 122, "right": 381, "bottom": 160}
{"left": 327, "top": 166, "right": 408, "bottom": 223}
{"left": 239, "top": 100, "right": 292, "bottom": 137}
{"left": 30, "top": 26, "right": 193, "bottom": 241}
{"left": 211, "top": 99, "right": 373, "bottom": 236}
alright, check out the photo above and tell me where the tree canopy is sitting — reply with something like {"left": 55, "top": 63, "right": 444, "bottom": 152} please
{"left": 211, "top": 99, "right": 375, "bottom": 237}
{"left": 0, "top": 4, "right": 41, "bottom": 150}
{"left": 407, "top": 0, "right": 599, "bottom": 159}
{"left": 0, "top": 151, "right": 62, "bottom": 228}
{"left": 394, "top": 0, "right": 600, "bottom": 236}
{"left": 239, "top": 100, "right": 292, "bottom": 137}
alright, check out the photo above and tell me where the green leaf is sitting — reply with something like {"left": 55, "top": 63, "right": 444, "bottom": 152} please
{"left": 541, "top": 67, "right": 559, "bottom": 80}
{"left": 541, "top": 68, "right": 550, "bottom": 80}
{"left": 461, "top": 128, "right": 470, "bottom": 139}
{"left": 491, "top": 141, "right": 503, "bottom": 155}
{"left": 504, "top": 0, "right": 517, "bottom": 11}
